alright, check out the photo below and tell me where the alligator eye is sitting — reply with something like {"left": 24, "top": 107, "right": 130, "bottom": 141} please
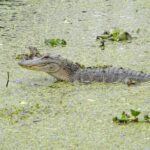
{"left": 42, "top": 55, "right": 50, "bottom": 59}
{"left": 47, "top": 62, "right": 60, "bottom": 72}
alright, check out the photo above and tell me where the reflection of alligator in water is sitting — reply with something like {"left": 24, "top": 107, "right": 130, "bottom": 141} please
{"left": 18, "top": 47, "right": 150, "bottom": 84}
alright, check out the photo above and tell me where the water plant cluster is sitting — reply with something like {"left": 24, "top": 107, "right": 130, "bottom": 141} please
{"left": 44, "top": 38, "right": 67, "bottom": 47}
{"left": 113, "top": 109, "right": 150, "bottom": 124}
{"left": 96, "top": 28, "right": 132, "bottom": 50}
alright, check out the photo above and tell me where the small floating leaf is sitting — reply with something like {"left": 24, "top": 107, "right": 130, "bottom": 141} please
{"left": 112, "top": 116, "right": 119, "bottom": 122}
{"left": 130, "top": 109, "right": 141, "bottom": 117}
{"left": 144, "top": 115, "right": 150, "bottom": 122}
{"left": 45, "top": 38, "right": 67, "bottom": 47}
{"left": 112, "top": 112, "right": 130, "bottom": 124}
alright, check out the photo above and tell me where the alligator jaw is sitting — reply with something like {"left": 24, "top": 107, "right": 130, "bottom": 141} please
{"left": 18, "top": 58, "right": 43, "bottom": 70}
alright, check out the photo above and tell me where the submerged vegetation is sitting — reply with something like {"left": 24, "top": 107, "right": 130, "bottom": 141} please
{"left": 113, "top": 109, "right": 150, "bottom": 124}
{"left": 0, "top": 103, "right": 49, "bottom": 124}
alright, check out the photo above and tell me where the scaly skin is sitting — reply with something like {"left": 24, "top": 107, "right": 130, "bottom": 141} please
{"left": 18, "top": 51, "right": 150, "bottom": 84}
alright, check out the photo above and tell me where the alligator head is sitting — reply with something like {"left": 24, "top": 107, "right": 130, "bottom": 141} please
{"left": 18, "top": 53, "right": 81, "bottom": 81}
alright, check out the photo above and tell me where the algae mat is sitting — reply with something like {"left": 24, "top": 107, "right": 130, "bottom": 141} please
{"left": 0, "top": 0, "right": 150, "bottom": 149}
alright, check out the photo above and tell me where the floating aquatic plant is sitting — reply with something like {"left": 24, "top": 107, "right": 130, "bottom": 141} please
{"left": 45, "top": 38, "right": 67, "bottom": 47}
{"left": 113, "top": 109, "right": 149, "bottom": 124}
{"left": 96, "top": 28, "right": 132, "bottom": 50}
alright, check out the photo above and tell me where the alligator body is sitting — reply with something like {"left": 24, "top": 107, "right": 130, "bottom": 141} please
{"left": 18, "top": 48, "right": 150, "bottom": 84}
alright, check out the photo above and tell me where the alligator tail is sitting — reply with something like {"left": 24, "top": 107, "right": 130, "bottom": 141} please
{"left": 126, "top": 69, "right": 150, "bottom": 82}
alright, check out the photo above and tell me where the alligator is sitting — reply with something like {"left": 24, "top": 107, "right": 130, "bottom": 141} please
{"left": 18, "top": 47, "right": 150, "bottom": 84}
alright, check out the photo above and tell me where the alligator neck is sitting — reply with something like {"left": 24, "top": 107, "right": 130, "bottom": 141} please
{"left": 48, "top": 61, "right": 81, "bottom": 81}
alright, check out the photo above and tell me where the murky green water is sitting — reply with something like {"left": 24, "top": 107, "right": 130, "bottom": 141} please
{"left": 0, "top": 0, "right": 150, "bottom": 149}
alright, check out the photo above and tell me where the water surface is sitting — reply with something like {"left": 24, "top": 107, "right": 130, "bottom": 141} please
{"left": 0, "top": 0, "right": 150, "bottom": 149}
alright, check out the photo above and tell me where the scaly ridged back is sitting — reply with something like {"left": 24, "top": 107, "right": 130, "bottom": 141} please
{"left": 72, "top": 67, "right": 150, "bottom": 83}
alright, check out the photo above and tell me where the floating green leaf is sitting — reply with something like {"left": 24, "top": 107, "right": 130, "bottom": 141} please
{"left": 144, "top": 115, "right": 150, "bottom": 122}
{"left": 112, "top": 110, "right": 149, "bottom": 125}
{"left": 130, "top": 109, "right": 141, "bottom": 117}
{"left": 112, "top": 112, "right": 130, "bottom": 124}
{"left": 45, "top": 38, "right": 67, "bottom": 47}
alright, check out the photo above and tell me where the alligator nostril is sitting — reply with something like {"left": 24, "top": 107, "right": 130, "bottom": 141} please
{"left": 18, "top": 62, "right": 23, "bottom": 66}
{"left": 18, "top": 61, "right": 26, "bottom": 66}
{"left": 42, "top": 55, "right": 50, "bottom": 59}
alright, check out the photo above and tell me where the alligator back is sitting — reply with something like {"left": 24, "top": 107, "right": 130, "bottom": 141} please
{"left": 72, "top": 67, "right": 150, "bottom": 83}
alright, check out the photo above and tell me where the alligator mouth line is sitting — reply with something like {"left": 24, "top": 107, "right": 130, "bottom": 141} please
{"left": 18, "top": 60, "right": 44, "bottom": 70}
